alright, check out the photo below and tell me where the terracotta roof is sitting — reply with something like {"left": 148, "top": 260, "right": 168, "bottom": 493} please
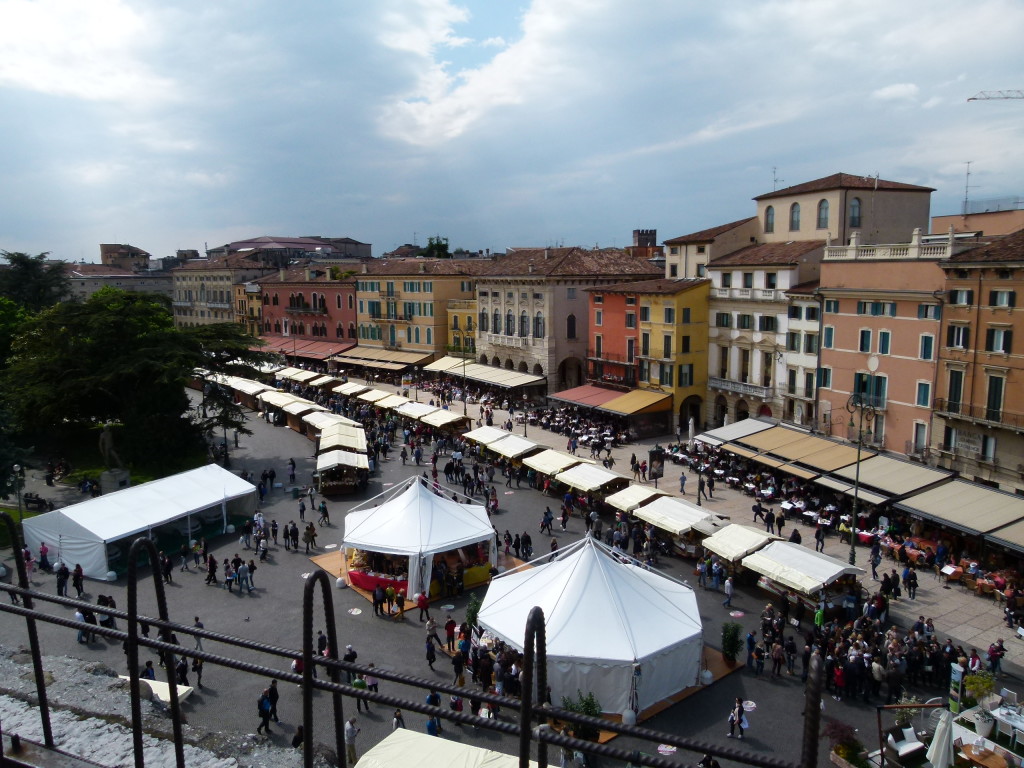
{"left": 786, "top": 280, "right": 820, "bottom": 296}
{"left": 754, "top": 173, "right": 935, "bottom": 201}
{"left": 224, "top": 235, "right": 338, "bottom": 252}
{"left": 708, "top": 240, "right": 825, "bottom": 267}
{"left": 255, "top": 266, "right": 356, "bottom": 285}
{"left": 663, "top": 218, "right": 755, "bottom": 245}
{"left": 173, "top": 254, "right": 278, "bottom": 271}
{"left": 944, "top": 229, "right": 1024, "bottom": 264}
{"left": 359, "top": 258, "right": 491, "bottom": 276}
{"left": 586, "top": 277, "right": 710, "bottom": 295}
{"left": 63, "top": 263, "right": 135, "bottom": 277}
{"left": 485, "top": 247, "right": 661, "bottom": 278}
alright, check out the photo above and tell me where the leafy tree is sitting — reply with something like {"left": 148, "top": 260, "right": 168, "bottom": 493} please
{"left": 0, "top": 251, "right": 70, "bottom": 312}
{"left": 419, "top": 236, "right": 450, "bottom": 259}
{"left": 0, "top": 297, "right": 29, "bottom": 366}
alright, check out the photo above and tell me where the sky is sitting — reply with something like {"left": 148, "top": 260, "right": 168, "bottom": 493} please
{"left": 1, "top": 0, "right": 1023, "bottom": 262}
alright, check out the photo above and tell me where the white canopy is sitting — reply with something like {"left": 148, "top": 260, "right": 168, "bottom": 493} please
{"left": 742, "top": 541, "right": 865, "bottom": 595}
{"left": 302, "top": 411, "right": 362, "bottom": 430}
{"left": 395, "top": 402, "right": 439, "bottom": 420}
{"left": 333, "top": 382, "right": 369, "bottom": 396}
{"left": 694, "top": 418, "right": 774, "bottom": 446}
{"left": 359, "top": 730, "right": 536, "bottom": 768}
{"left": 463, "top": 425, "right": 514, "bottom": 445}
{"left": 554, "top": 463, "right": 626, "bottom": 493}
{"left": 487, "top": 434, "right": 540, "bottom": 459}
{"left": 21, "top": 465, "right": 256, "bottom": 579}
{"left": 478, "top": 537, "right": 702, "bottom": 714}
{"left": 343, "top": 479, "right": 496, "bottom": 600}
{"left": 522, "top": 449, "right": 588, "bottom": 476}
{"left": 376, "top": 394, "right": 410, "bottom": 409}
{"left": 282, "top": 400, "right": 327, "bottom": 416}
{"left": 258, "top": 390, "right": 302, "bottom": 409}
{"left": 308, "top": 375, "right": 337, "bottom": 387}
{"left": 316, "top": 450, "right": 370, "bottom": 472}
{"left": 701, "top": 524, "right": 780, "bottom": 562}
{"left": 420, "top": 409, "right": 468, "bottom": 428}
{"left": 632, "top": 496, "right": 722, "bottom": 537}
{"left": 319, "top": 429, "right": 368, "bottom": 453}
{"left": 357, "top": 389, "right": 393, "bottom": 403}
{"left": 604, "top": 485, "right": 667, "bottom": 513}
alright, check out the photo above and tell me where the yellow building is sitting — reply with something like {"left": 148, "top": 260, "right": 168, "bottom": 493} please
{"left": 446, "top": 298, "right": 477, "bottom": 358}
{"left": 234, "top": 281, "right": 263, "bottom": 336}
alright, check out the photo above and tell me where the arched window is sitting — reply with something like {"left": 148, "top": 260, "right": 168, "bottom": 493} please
{"left": 479, "top": 311, "right": 488, "bottom": 332}
{"left": 348, "top": 322, "right": 356, "bottom": 338}
{"left": 297, "top": 323, "right": 305, "bottom": 335}
{"left": 336, "top": 323, "right": 344, "bottom": 338}
{"left": 263, "top": 293, "right": 269, "bottom": 305}
{"left": 348, "top": 295, "right": 354, "bottom": 309}
{"left": 311, "top": 324, "right": 318, "bottom": 337}
{"left": 283, "top": 319, "right": 289, "bottom": 334}
{"left": 320, "top": 323, "right": 326, "bottom": 336}
{"left": 789, "top": 203, "right": 801, "bottom": 231}
{"left": 505, "top": 311, "right": 514, "bottom": 336}
{"left": 272, "top": 294, "right": 279, "bottom": 306}
{"left": 318, "top": 295, "right": 326, "bottom": 309}
{"left": 414, "top": 326, "right": 421, "bottom": 343}
{"left": 534, "top": 312, "right": 545, "bottom": 338}
{"left": 816, "top": 199, "right": 829, "bottom": 229}
{"left": 849, "top": 197, "right": 862, "bottom": 228}
{"left": 566, "top": 313, "right": 577, "bottom": 339}
{"left": 336, "top": 295, "right": 342, "bottom": 309}
{"left": 264, "top": 321, "right": 271, "bottom": 333}
{"left": 274, "top": 321, "right": 281, "bottom": 333}
{"left": 492, "top": 311, "right": 500, "bottom": 333}
{"left": 426, "top": 327, "right": 432, "bottom": 345}
{"left": 764, "top": 205, "right": 775, "bottom": 233}
{"left": 519, "top": 311, "right": 529, "bottom": 337}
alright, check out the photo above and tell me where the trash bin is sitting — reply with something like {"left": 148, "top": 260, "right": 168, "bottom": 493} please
{"left": 292, "top": 487, "right": 300, "bottom": 500}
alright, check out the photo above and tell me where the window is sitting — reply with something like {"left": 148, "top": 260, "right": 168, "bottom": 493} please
{"left": 817, "top": 367, "right": 832, "bottom": 388}
{"left": 919, "top": 334, "right": 934, "bottom": 360}
{"left": 533, "top": 292, "right": 542, "bottom": 300}
{"left": 659, "top": 364, "right": 673, "bottom": 386}
{"left": 594, "top": 335, "right": 602, "bottom": 358}
{"left": 981, "top": 435, "right": 997, "bottom": 462}
{"left": 878, "top": 330, "right": 891, "bottom": 355}
{"left": 765, "top": 272, "right": 777, "bottom": 289}
{"left": 715, "top": 312, "right": 731, "bottom": 328}
{"left": 742, "top": 272, "right": 754, "bottom": 289}
{"left": 946, "top": 325, "right": 970, "bottom": 348}
{"left": 533, "top": 312, "right": 545, "bottom": 338}
{"left": 853, "top": 373, "right": 887, "bottom": 408}
{"left": 520, "top": 311, "right": 530, "bottom": 337}
{"left": 789, "top": 203, "right": 801, "bottom": 231}
{"left": 858, "top": 329, "right": 872, "bottom": 352}
{"left": 567, "top": 287, "right": 577, "bottom": 299}
{"left": 625, "top": 296, "right": 636, "bottom": 305}
{"left": 857, "top": 301, "right": 896, "bottom": 316}
{"left": 696, "top": 245, "right": 706, "bottom": 254}
{"left": 804, "top": 333, "right": 819, "bottom": 354}
{"left": 987, "top": 375, "right": 1005, "bottom": 421}
{"left": 479, "top": 312, "right": 488, "bottom": 332}
{"left": 682, "top": 308, "right": 691, "bottom": 323}
{"left": 593, "top": 294, "right": 603, "bottom": 304}
{"left": 948, "top": 369, "right": 964, "bottom": 411}
{"left": 669, "top": 246, "right": 679, "bottom": 255}
{"left": 821, "top": 326, "right": 833, "bottom": 349}
{"left": 492, "top": 311, "right": 500, "bottom": 333}
{"left": 949, "top": 289, "right": 974, "bottom": 305}
{"left": 789, "top": 306, "right": 803, "bottom": 320}
{"left": 625, "top": 312, "right": 636, "bottom": 328}
{"left": 758, "top": 315, "right": 777, "bottom": 332}
{"left": 641, "top": 332, "right": 650, "bottom": 356}
{"left": 669, "top": 264, "right": 678, "bottom": 277}
{"left": 816, "top": 199, "right": 829, "bottom": 229}
{"left": 594, "top": 310, "right": 603, "bottom": 327}
{"left": 681, "top": 335, "right": 691, "bottom": 353}
{"left": 697, "top": 264, "right": 706, "bottom": 277}
{"left": 917, "top": 303, "right": 941, "bottom": 320}
{"left": 805, "top": 306, "right": 819, "bottom": 321}
{"left": 566, "top": 314, "right": 577, "bottom": 339}
{"left": 426, "top": 327, "right": 432, "bottom": 345}
{"left": 678, "top": 363, "right": 694, "bottom": 387}
{"left": 662, "top": 335, "right": 672, "bottom": 359}
{"left": 738, "top": 314, "right": 753, "bottom": 330}
{"left": 824, "top": 299, "right": 839, "bottom": 314}
{"left": 849, "top": 197, "right": 862, "bottom": 228}
{"left": 990, "top": 290, "right": 1016, "bottom": 307}
{"left": 664, "top": 307, "right": 675, "bottom": 324}
{"left": 764, "top": 206, "right": 775, "bottom": 233}
{"left": 986, "top": 327, "right": 1013, "bottom": 353}
{"left": 787, "top": 331, "right": 801, "bottom": 352}
{"left": 916, "top": 382, "right": 931, "bottom": 407}
{"left": 505, "top": 311, "right": 515, "bottom": 336}
{"left": 722, "top": 273, "right": 733, "bottom": 288}
{"left": 639, "top": 306, "right": 651, "bottom": 322}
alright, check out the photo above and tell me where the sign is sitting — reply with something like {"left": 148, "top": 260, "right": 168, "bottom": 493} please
{"left": 648, "top": 449, "right": 665, "bottom": 481}
{"left": 949, "top": 662, "right": 965, "bottom": 714}
{"left": 956, "top": 431, "right": 982, "bottom": 456}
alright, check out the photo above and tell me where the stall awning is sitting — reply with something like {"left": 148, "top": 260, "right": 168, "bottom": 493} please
{"left": 488, "top": 435, "right": 541, "bottom": 459}
{"left": 282, "top": 401, "right": 327, "bottom": 416}
{"left": 274, "top": 367, "right": 304, "bottom": 379}
{"left": 288, "top": 370, "right": 320, "bottom": 383}
{"left": 334, "top": 382, "right": 370, "bottom": 396}
{"left": 463, "top": 426, "right": 515, "bottom": 445}
{"left": 833, "top": 455, "right": 953, "bottom": 498}
{"left": 337, "top": 348, "right": 434, "bottom": 366}
{"left": 395, "top": 402, "right": 439, "bottom": 420}
{"left": 424, "top": 356, "right": 468, "bottom": 372}
{"left": 522, "top": 449, "right": 587, "bottom": 476}
{"left": 723, "top": 445, "right": 758, "bottom": 460}
{"left": 425, "top": 356, "right": 546, "bottom": 388}
{"left": 843, "top": 486, "right": 889, "bottom": 507}
{"left": 814, "top": 476, "right": 853, "bottom": 494}
{"left": 357, "top": 389, "right": 394, "bottom": 403}
{"left": 420, "top": 410, "right": 468, "bottom": 429}
{"left": 749, "top": 453, "right": 785, "bottom": 469}
{"left": 770, "top": 435, "right": 839, "bottom": 462}
{"left": 303, "top": 412, "right": 362, "bottom": 430}
{"left": 258, "top": 391, "right": 302, "bottom": 408}
{"left": 702, "top": 524, "right": 780, "bottom": 562}
{"left": 779, "top": 463, "right": 819, "bottom": 480}
{"left": 742, "top": 541, "right": 864, "bottom": 594}
{"left": 316, "top": 450, "right": 369, "bottom": 472}
{"left": 795, "top": 443, "right": 864, "bottom": 472}
{"left": 597, "top": 389, "right": 673, "bottom": 416}
{"left": 376, "top": 394, "right": 410, "bottom": 410}
{"left": 227, "top": 378, "right": 273, "bottom": 396}
{"left": 334, "top": 355, "right": 406, "bottom": 371}
{"left": 631, "top": 496, "right": 719, "bottom": 536}
{"left": 548, "top": 384, "right": 624, "bottom": 409}
{"left": 895, "top": 479, "right": 1024, "bottom": 538}
{"left": 319, "top": 431, "right": 368, "bottom": 453}
{"left": 694, "top": 418, "right": 774, "bottom": 446}
{"left": 736, "top": 426, "right": 814, "bottom": 453}
{"left": 603, "top": 485, "right": 667, "bottom": 513}
{"left": 308, "top": 375, "right": 338, "bottom": 387}
{"left": 554, "top": 464, "right": 627, "bottom": 493}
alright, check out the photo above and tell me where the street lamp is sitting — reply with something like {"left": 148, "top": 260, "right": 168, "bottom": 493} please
{"left": 11, "top": 464, "right": 23, "bottom": 523}
{"left": 845, "top": 392, "right": 877, "bottom": 566}
{"left": 522, "top": 397, "right": 528, "bottom": 438}
{"left": 462, "top": 356, "right": 468, "bottom": 417}
{"left": 414, "top": 366, "right": 420, "bottom": 402}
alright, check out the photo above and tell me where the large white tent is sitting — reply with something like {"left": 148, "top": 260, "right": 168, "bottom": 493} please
{"left": 478, "top": 537, "right": 702, "bottom": 714}
{"left": 342, "top": 479, "right": 496, "bottom": 600}
{"left": 22, "top": 464, "right": 257, "bottom": 579}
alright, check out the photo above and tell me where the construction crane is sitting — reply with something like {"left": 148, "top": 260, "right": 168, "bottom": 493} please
{"left": 968, "top": 90, "right": 1024, "bottom": 101}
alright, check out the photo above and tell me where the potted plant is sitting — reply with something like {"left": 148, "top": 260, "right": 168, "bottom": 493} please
{"left": 465, "top": 592, "right": 482, "bottom": 633}
{"left": 894, "top": 694, "right": 921, "bottom": 727}
{"left": 561, "top": 690, "right": 603, "bottom": 741}
{"left": 964, "top": 670, "right": 997, "bottom": 739}
{"left": 721, "top": 622, "right": 742, "bottom": 666}
{"left": 821, "top": 720, "right": 870, "bottom": 768}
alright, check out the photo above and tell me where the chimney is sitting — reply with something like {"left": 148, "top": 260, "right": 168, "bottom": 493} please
{"left": 544, "top": 248, "right": 551, "bottom": 260}
{"left": 279, "top": 268, "right": 286, "bottom": 281}
{"left": 305, "top": 268, "right": 313, "bottom": 281}
{"left": 419, "top": 262, "right": 426, "bottom": 274}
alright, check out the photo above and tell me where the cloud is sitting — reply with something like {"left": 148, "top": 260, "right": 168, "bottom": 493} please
{"left": 872, "top": 83, "right": 920, "bottom": 102}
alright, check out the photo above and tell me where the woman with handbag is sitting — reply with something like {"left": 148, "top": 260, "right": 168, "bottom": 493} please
{"left": 727, "top": 697, "right": 748, "bottom": 739}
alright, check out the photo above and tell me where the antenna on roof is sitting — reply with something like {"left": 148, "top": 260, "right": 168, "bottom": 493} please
{"left": 772, "top": 167, "right": 784, "bottom": 191}
{"left": 962, "top": 161, "right": 978, "bottom": 215}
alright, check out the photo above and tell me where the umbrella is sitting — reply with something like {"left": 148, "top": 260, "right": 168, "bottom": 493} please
{"left": 925, "top": 709, "right": 954, "bottom": 768}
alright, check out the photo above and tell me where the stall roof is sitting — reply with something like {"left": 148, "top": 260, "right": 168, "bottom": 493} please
{"left": 695, "top": 418, "right": 774, "bottom": 446}
{"left": 895, "top": 479, "right": 1024, "bottom": 537}
{"left": 303, "top": 411, "right": 362, "bottom": 430}
{"left": 522, "top": 449, "right": 587, "bottom": 476}
{"left": 423, "top": 355, "right": 468, "bottom": 372}
{"left": 779, "top": 463, "right": 819, "bottom": 480}
{"left": 282, "top": 401, "right": 327, "bottom": 416}
{"left": 742, "top": 541, "right": 865, "bottom": 594}
{"left": 842, "top": 486, "right": 889, "bottom": 506}
{"left": 463, "top": 425, "right": 515, "bottom": 445}
{"left": 604, "top": 484, "right": 668, "bottom": 513}
{"left": 308, "top": 375, "right": 337, "bottom": 387}
{"left": 333, "top": 355, "right": 406, "bottom": 371}
{"left": 420, "top": 409, "right": 468, "bottom": 429}
{"left": 833, "top": 455, "right": 952, "bottom": 497}
{"left": 319, "top": 430, "right": 368, "bottom": 453}
{"left": 736, "top": 426, "right": 815, "bottom": 453}
{"left": 357, "top": 389, "right": 394, "bottom": 403}
{"left": 258, "top": 390, "right": 302, "bottom": 408}
{"left": 749, "top": 453, "right": 785, "bottom": 469}
{"left": 394, "top": 402, "right": 439, "bottom": 420}
{"left": 985, "top": 517, "right": 1024, "bottom": 554}
{"left": 425, "top": 356, "right": 546, "bottom": 387}
{"left": 597, "top": 389, "right": 673, "bottom": 416}
{"left": 814, "top": 476, "right": 852, "bottom": 494}
{"left": 338, "top": 348, "right": 433, "bottom": 365}
{"left": 333, "top": 382, "right": 370, "bottom": 396}
{"left": 488, "top": 434, "right": 541, "bottom": 459}
{"left": 632, "top": 496, "right": 720, "bottom": 536}
{"left": 702, "top": 524, "right": 780, "bottom": 562}
{"left": 723, "top": 445, "right": 758, "bottom": 460}
{"left": 555, "top": 463, "right": 627, "bottom": 492}
{"left": 770, "top": 434, "right": 840, "bottom": 462}
{"left": 227, "top": 377, "right": 273, "bottom": 396}
{"left": 376, "top": 394, "right": 410, "bottom": 410}
{"left": 274, "top": 367, "right": 303, "bottom": 379}
{"left": 359, "top": 730, "right": 537, "bottom": 768}
{"left": 795, "top": 442, "right": 864, "bottom": 472}
{"left": 316, "top": 450, "right": 369, "bottom": 471}
{"left": 548, "top": 384, "right": 624, "bottom": 408}
{"left": 288, "top": 370, "right": 320, "bottom": 383}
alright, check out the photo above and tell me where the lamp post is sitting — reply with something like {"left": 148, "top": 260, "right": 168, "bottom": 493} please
{"left": 522, "top": 397, "right": 528, "bottom": 438}
{"left": 845, "top": 392, "right": 876, "bottom": 566}
{"left": 462, "top": 356, "right": 468, "bottom": 417}
{"left": 414, "top": 366, "right": 420, "bottom": 402}
{"left": 12, "top": 464, "right": 23, "bottom": 523}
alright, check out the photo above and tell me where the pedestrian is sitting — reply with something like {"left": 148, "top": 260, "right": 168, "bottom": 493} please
{"left": 775, "top": 509, "right": 785, "bottom": 538}
{"left": 72, "top": 564, "right": 85, "bottom": 598}
{"left": 288, "top": 458, "right": 296, "bottom": 484}
{"left": 292, "top": 725, "right": 304, "bottom": 749}
{"left": 395, "top": 589, "right": 406, "bottom": 621}
{"left": 205, "top": 555, "right": 218, "bottom": 585}
{"left": 727, "top": 697, "right": 747, "bottom": 739}
{"left": 417, "top": 591, "right": 431, "bottom": 622}
{"left": 271, "top": 520, "right": 279, "bottom": 546}
{"left": 444, "top": 615, "right": 457, "bottom": 652}
{"left": 426, "top": 637, "right": 437, "bottom": 669}
{"left": 426, "top": 616, "right": 442, "bottom": 646}
{"left": 425, "top": 689, "right": 442, "bottom": 734}
{"left": 550, "top": 537, "right": 558, "bottom": 562}
{"left": 352, "top": 673, "right": 370, "bottom": 712}
{"left": 192, "top": 656, "right": 204, "bottom": 689}
{"left": 698, "top": 475, "right": 709, "bottom": 501}
{"left": 318, "top": 500, "right": 329, "bottom": 526}
{"left": 343, "top": 644, "right": 358, "bottom": 683}
{"left": 55, "top": 562, "right": 70, "bottom": 597}
{"left": 193, "top": 617, "right": 204, "bottom": 650}
{"left": 452, "top": 649, "right": 465, "bottom": 686}
{"left": 344, "top": 717, "right": 359, "bottom": 765}
{"left": 392, "top": 709, "right": 406, "bottom": 730}
{"left": 814, "top": 525, "right": 826, "bottom": 553}
{"left": 679, "top": 472, "right": 687, "bottom": 494}
{"left": 906, "top": 567, "right": 918, "bottom": 599}
{"left": 722, "top": 576, "right": 734, "bottom": 608}
{"left": 707, "top": 474, "right": 715, "bottom": 497}
{"left": 256, "top": 688, "right": 273, "bottom": 735}
{"left": 268, "top": 679, "right": 280, "bottom": 722}
{"left": 298, "top": 499, "right": 306, "bottom": 522}
{"left": 175, "top": 656, "right": 189, "bottom": 687}
{"left": 989, "top": 639, "right": 1006, "bottom": 677}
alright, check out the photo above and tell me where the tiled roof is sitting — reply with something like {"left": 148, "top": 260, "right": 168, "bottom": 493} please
{"left": 663, "top": 218, "right": 755, "bottom": 245}
{"left": 62, "top": 263, "right": 135, "bottom": 277}
{"left": 586, "top": 277, "right": 710, "bottom": 295}
{"left": 754, "top": 173, "right": 934, "bottom": 201}
{"left": 786, "top": 280, "right": 820, "bottom": 295}
{"left": 485, "top": 247, "right": 661, "bottom": 278}
{"left": 225, "top": 236, "right": 338, "bottom": 252}
{"left": 359, "top": 258, "right": 491, "bottom": 276}
{"left": 945, "top": 228, "right": 1024, "bottom": 263}
{"left": 708, "top": 240, "right": 825, "bottom": 267}
{"left": 255, "top": 266, "right": 355, "bottom": 285}
{"left": 173, "top": 254, "right": 278, "bottom": 271}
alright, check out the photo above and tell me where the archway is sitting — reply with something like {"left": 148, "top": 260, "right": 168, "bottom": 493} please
{"left": 479, "top": 354, "right": 488, "bottom": 365}
{"left": 714, "top": 395, "right": 728, "bottom": 428}
{"left": 492, "top": 356, "right": 501, "bottom": 367}
{"left": 505, "top": 358, "right": 515, "bottom": 370}
{"left": 735, "top": 399, "right": 750, "bottom": 422}
{"left": 533, "top": 364, "right": 544, "bottom": 376}
{"left": 557, "top": 357, "right": 585, "bottom": 389}
{"left": 757, "top": 404, "right": 773, "bottom": 418}
{"left": 679, "top": 395, "right": 703, "bottom": 435}
{"left": 518, "top": 361, "right": 528, "bottom": 373}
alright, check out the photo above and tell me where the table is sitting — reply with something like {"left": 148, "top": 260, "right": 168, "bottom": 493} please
{"left": 994, "top": 706, "right": 1024, "bottom": 734}
{"left": 963, "top": 744, "right": 1008, "bottom": 768}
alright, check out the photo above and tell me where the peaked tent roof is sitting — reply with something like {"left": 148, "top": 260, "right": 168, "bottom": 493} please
{"left": 342, "top": 479, "right": 493, "bottom": 556}
{"left": 479, "top": 537, "right": 701, "bottom": 665}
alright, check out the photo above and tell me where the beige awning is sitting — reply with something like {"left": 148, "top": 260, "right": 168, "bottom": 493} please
{"left": 770, "top": 435, "right": 837, "bottom": 462}
{"left": 303, "top": 412, "right": 362, "bottom": 430}
{"left": 779, "top": 463, "right": 819, "bottom": 480}
{"left": 274, "top": 367, "right": 304, "bottom": 379}
{"left": 282, "top": 400, "right": 328, "bottom": 416}
{"left": 357, "top": 389, "right": 394, "bottom": 403}
{"left": 554, "top": 464, "right": 628, "bottom": 493}
{"left": 316, "top": 450, "right": 370, "bottom": 472}
{"left": 420, "top": 410, "right": 469, "bottom": 429}
{"left": 258, "top": 391, "right": 302, "bottom": 408}
{"left": 288, "top": 370, "right": 320, "bottom": 383}
{"left": 604, "top": 485, "right": 668, "bottom": 513}
{"left": 742, "top": 541, "right": 865, "bottom": 594}
{"left": 597, "top": 389, "right": 673, "bottom": 416}
{"left": 425, "top": 356, "right": 545, "bottom": 388}
{"left": 796, "top": 443, "right": 864, "bottom": 472}
{"left": 814, "top": 476, "right": 853, "bottom": 494}
{"left": 319, "top": 430, "right": 368, "bottom": 453}
{"left": 701, "top": 524, "right": 780, "bottom": 562}
{"left": 722, "top": 445, "right": 758, "bottom": 460}
{"left": 395, "top": 402, "right": 440, "bottom": 420}
{"left": 522, "top": 449, "right": 587, "bottom": 476}
{"left": 842, "top": 486, "right": 889, "bottom": 506}
{"left": 228, "top": 378, "right": 273, "bottom": 396}
{"left": 308, "top": 375, "right": 338, "bottom": 387}
{"left": 631, "top": 495, "right": 717, "bottom": 536}
{"left": 424, "top": 356, "right": 468, "bottom": 372}
{"left": 749, "top": 453, "right": 785, "bottom": 469}
{"left": 376, "top": 394, "right": 411, "bottom": 410}
{"left": 694, "top": 418, "right": 774, "bottom": 447}
{"left": 333, "top": 382, "right": 370, "bottom": 396}
{"left": 833, "top": 455, "right": 953, "bottom": 497}
{"left": 488, "top": 435, "right": 541, "bottom": 459}
{"left": 737, "top": 426, "right": 814, "bottom": 453}
{"left": 463, "top": 426, "right": 515, "bottom": 446}
{"left": 896, "top": 479, "right": 1024, "bottom": 538}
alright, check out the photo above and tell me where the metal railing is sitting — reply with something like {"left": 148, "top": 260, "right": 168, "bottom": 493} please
{"left": 709, "top": 376, "right": 774, "bottom": 400}
{"left": 0, "top": 512, "right": 814, "bottom": 768}
{"left": 933, "top": 397, "right": 1024, "bottom": 430}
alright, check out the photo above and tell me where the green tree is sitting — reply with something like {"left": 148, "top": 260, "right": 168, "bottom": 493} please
{"left": 0, "top": 251, "right": 70, "bottom": 312}
{"left": 0, "top": 297, "right": 29, "bottom": 366}
{"left": 419, "top": 236, "right": 450, "bottom": 259}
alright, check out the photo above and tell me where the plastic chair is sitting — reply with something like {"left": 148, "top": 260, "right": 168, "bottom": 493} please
{"left": 1015, "top": 727, "right": 1024, "bottom": 752}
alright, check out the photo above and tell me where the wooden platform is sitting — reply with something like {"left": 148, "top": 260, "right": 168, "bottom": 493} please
{"left": 310, "top": 551, "right": 345, "bottom": 577}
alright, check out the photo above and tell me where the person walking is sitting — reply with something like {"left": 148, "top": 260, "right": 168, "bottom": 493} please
{"left": 727, "top": 697, "right": 747, "bottom": 739}
{"left": 395, "top": 590, "right": 406, "bottom": 621}
{"left": 764, "top": 508, "right": 775, "bottom": 535}
{"left": 814, "top": 525, "right": 826, "bottom": 553}
{"left": 352, "top": 673, "right": 370, "bottom": 712}
{"left": 193, "top": 617, "right": 204, "bottom": 650}
{"left": 72, "top": 564, "right": 85, "bottom": 598}
{"left": 55, "top": 562, "right": 70, "bottom": 597}
{"left": 268, "top": 679, "right": 280, "bottom": 722}
{"left": 298, "top": 499, "right": 306, "bottom": 523}
{"left": 256, "top": 688, "right": 273, "bottom": 735}
{"left": 392, "top": 709, "right": 406, "bottom": 730}
{"left": 426, "top": 616, "right": 442, "bottom": 646}
{"left": 698, "top": 475, "right": 709, "bottom": 502}
{"left": 344, "top": 717, "right": 359, "bottom": 765}
{"left": 722, "top": 576, "right": 734, "bottom": 608}
{"left": 417, "top": 592, "right": 431, "bottom": 622}
{"left": 679, "top": 472, "right": 687, "bottom": 494}
{"left": 426, "top": 637, "right": 437, "bottom": 670}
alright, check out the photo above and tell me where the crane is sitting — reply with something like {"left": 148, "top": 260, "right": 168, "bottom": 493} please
{"left": 968, "top": 90, "right": 1024, "bottom": 101}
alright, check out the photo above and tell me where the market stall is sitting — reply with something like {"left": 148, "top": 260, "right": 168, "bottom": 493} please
{"left": 604, "top": 485, "right": 667, "bottom": 513}
{"left": 630, "top": 495, "right": 725, "bottom": 555}
{"left": 359, "top": 730, "right": 537, "bottom": 768}
{"left": 741, "top": 541, "right": 865, "bottom": 617}
{"left": 282, "top": 400, "right": 328, "bottom": 432}
{"left": 342, "top": 478, "right": 496, "bottom": 600}
{"left": 700, "top": 524, "right": 779, "bottom": 564}
{"left": 553, "top": 463, "right": 629, "bottom": 495}
{"left": 316, "top": 450, "right": 370, "bottom": 494}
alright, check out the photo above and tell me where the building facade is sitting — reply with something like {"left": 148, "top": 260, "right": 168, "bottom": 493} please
{"left": 63, "top": 263, "right": 173, "bottom": 302}
{"left": 781, "top": 282, "right": 821, "bottom": 429}
{"left": 255, "top": 265, "right": 357, "bottom": 343}
{"left": 171, "top": 255, "right": 278, "bottom": 327}
{"left": 446, "top": 298, "right": 477, "bottom": 358}
{"left": 663, "top": 219, "right": 757, "bottom": 279}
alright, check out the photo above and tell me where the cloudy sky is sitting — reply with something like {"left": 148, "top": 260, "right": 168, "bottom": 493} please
{"left": 1, "top": 0, "right": 1022, "bottom": 261}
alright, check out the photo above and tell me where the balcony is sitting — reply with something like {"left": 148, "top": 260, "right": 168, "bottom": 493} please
{"left": 711, "top": 287, "right": 783, "bottom": 302}
{"left": 172, "top": 300, "right": 191, "bottom": 307}
{"left": 445, "top": 344, "right": 476, "bottom": 358}
{"left": 586, "top": 373, "right": 636, "bottom": 390}
{"left": 486, "top": 333, "right": 537, "bottom": 348}
{"left": 286, "top": 304, "right": 327, "bottom": 315}
{"left": 933, "top": 397, "right": 1024, "bottom": 431}
{"left": 849, "top": 393, "right": 887, "bottom": 410}
{"left": 379, "top": 289, "right": 400, "bottom": 299}
{"left": 369, "top": 312, "right": 413, "bottom": 323}
{"left": 709, "top": 376, "right": 774, "bottom": 400}
{"left": 208, "top": 300, "right": 232, "bottom": 309}
{"left": 586, "top": 348, "right": 635, "bottom": 365}
{"left": 784, "top": 385, "right": 815, "bottom": 401}
{"left": 451, "top": 322, "right": 475, "bottom": 333}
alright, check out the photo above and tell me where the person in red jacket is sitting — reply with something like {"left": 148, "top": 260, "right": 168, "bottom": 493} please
{"left": 417, "top": 591, "right": 431, "bottom": 622}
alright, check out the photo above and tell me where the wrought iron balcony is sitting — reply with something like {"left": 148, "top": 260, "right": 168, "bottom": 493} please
{"left": 933, "top": 397, "right": 1024, "bottom": 431}
{"left": 286, "top": 304, "right": 327, "bottom": 315}
{"left": 709, "top": 376, "right": 774, "bottom": 400}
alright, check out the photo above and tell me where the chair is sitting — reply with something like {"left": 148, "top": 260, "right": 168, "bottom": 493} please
{"left": 1001, "top": 688, "right": 1018, "bottom": 706}
{"left": 1015, "top": 728, "right": 1024, "bottom": 752}
{"left": 996, "top": 714, "right": 1014, "bottom": 745}
{"left": 962, "top": 574, "right": 978, "bottom": 592}
{"left": 996, "top": 746, "right": 1020, "bottom": 768}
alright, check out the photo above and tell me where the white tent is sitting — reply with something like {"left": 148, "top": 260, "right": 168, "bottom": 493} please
{"left": 359, "top": 729, "right": 536, "bottom": 768}
{"left": 741, "top": 541, "right": 865, "bottom": 595}
{"left": 701, "top": 524, "right": 779, "bottom": 562}
{"left": 342, "top": 479, "right": 496, "bottom": 601}
{"left": 631, "top": 495, "right": 722, "bottom": 536}
{"left": 604, "top": 484, "right": 667, "bottom": 513}
{"left": 22, "top": 464, "right": 257, "bottom": 579}
{"left": 478, "top": 537, "right": 702, "bottom": 714}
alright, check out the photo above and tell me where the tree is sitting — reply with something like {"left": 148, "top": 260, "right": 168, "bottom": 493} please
{"left": 0, "top": 252, "right": 70, "bottom": 312}
{"left": 0, "top": 297, "right": 29, "bottom": 366}
{"left": 419, "top": 236, "right": 450, "bottom": 259}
